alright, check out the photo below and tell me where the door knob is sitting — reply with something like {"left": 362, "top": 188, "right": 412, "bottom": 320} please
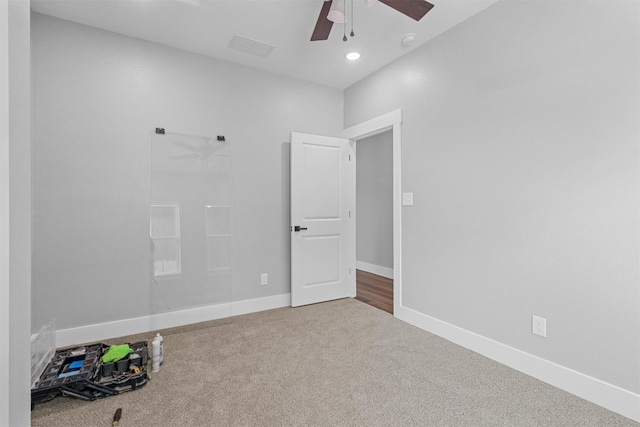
{"left": 293, "top": 226, "right": 308, "bottom": 232}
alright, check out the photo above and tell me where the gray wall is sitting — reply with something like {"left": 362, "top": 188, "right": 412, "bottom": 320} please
{"left": 356, "top": 130, "right": 393, "bottom": 269}
{"left": 31, "top": 14, "right": 343, "bottom": 331}
{"left": 344, "top": 0, "right": 639, "bottom": 394}
{"left": 1, "top": 0, "right": 32, "bottom": 425}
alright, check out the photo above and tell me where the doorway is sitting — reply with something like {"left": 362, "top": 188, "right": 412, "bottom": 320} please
{"left": 354, "top": 130, "right": 394, "bottom": 314}
{"left": 342, "top": 109, "right": 402, "bottom": 316}
{"left": 290, "top": 110, "right": 402, "bottom": 313}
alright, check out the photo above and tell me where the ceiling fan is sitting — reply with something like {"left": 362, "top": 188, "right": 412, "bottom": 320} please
{"left": 170, "top": 138, "right": 228, "bottom": 165}
{"left": 311, "top": 0, "right": 435, "bottom": 41}
{"left": 172, "top": 139, "right": 217, "bottom": 160}
{"left": 170, "top": 138, "right": 228, "bottom": 172}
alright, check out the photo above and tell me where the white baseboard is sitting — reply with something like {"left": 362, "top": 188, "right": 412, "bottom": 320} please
{"left": 395, "top": 305, "right": 640, "bottom": 423}
{"left": 55, "top": 293, "right": 291, "bottom": 348}
{"left": 231, "top": 293, "right": 291, "bottom": 316}
{"left": 356, "top": 260, "right": 393, "bottom": 279}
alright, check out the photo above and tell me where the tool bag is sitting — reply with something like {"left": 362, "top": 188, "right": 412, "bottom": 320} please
{"left": 31, "top": 341, "right": 149, "bottom": 407}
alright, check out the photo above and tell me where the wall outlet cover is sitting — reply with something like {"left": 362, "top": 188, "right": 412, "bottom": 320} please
{"left": 532, "top": 315, "right": 547, "bottom": 337}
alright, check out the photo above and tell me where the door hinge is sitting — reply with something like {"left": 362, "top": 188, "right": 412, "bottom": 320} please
{"left": 348, "top": 210, "right": 351, "bottom": 218}
{"left": 348, "top": 154, "right": 351, "bottom": 161}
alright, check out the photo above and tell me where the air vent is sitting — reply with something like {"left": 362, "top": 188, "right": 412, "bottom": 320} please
{"left": 174, "top": 0, "right": 201, "bottom": 6}
{"left": 228, "top": 34, "right": 274, "bottom": 58}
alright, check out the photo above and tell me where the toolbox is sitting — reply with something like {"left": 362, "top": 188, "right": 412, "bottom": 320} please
{"left": 31, "top": 341, "right": 149, "bottom": 406}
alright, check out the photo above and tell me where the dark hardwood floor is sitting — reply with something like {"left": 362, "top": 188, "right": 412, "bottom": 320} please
{"left": 355, "top": 269, "right": 393, "bottom": 314}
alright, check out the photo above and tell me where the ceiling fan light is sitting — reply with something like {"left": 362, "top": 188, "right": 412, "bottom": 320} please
{"left": 327, "top": 0, "right": 346, "bottom": 23}
{"left": 346, "top": 52, "right": 361, "bottom": 61}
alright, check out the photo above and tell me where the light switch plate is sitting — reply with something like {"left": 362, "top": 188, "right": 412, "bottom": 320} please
{"left": 402, "top": 192, "right": 414, "bottom": 206}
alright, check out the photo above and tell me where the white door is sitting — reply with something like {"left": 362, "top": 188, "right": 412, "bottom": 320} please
{"left": 290, "top": 132, "right": 355, "bottom": 307}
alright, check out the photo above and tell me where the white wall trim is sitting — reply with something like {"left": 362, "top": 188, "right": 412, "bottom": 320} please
{"left": 342, "top": 109, "right": 402, "bottom": 141}
{"left": 355, "top": 260, "right": 393, "bottom": 279}
{"left": 55, "top": 293, "right": 291, "bottom": 348}
{"left": 396, "top": 304, "right": 640, "bottom": 423}
{"left": 343, "top": 109, "right": 403, "bottom": 315}
{"left": 0, "top": 1, "right": 11, "bottom": 422}
{"left": 231, "top": 293, "right": 291, "bottom": 317}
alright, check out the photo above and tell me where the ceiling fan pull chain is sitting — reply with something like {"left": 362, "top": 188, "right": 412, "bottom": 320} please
{"left": 342, "top": 0, "right": 348, "bottom": 41}
{"left": 350, "top": 0, "right": 355, "bottom": 37}
{"left": 342, "top": 9, "right": 347, "bottom": 42}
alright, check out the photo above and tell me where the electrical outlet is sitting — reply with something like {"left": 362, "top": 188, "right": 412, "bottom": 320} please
{"left": 532, "top": 315, "right": 547, "bottom": 337}
{"left": 260, "top": 273, "right": 268, "bottom": 286}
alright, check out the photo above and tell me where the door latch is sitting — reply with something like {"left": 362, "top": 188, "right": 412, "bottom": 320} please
{"left": 293, "top": 226, "right": 308, "bottom": 232}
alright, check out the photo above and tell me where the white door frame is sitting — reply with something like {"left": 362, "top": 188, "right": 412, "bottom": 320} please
{"left": 342, "top": 109, "right": 402, "bottom": 315}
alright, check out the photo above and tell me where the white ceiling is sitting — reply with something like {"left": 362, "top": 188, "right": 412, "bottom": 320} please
{"left": 30, "top": 0, "right": 499, "bottom": 89}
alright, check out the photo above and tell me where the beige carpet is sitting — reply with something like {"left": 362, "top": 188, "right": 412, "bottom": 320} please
{"left": 31, "top": 298, "right": 637, "bottom": 426}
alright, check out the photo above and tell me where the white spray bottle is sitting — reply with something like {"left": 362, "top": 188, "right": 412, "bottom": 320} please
{"left": 151, "top": 334, "right": 161, "bottom": 372}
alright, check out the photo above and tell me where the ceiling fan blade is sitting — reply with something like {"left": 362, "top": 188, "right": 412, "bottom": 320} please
{"left": 199, "top": 143, "right": 226, "bottom": 158}
{"left": 172, "top": 140, "right": 201, "bottom": 153}
{"left": 378, "top": 0, "right": 434, "bottom": 21}
{"left": 171, "top": 154, "right": 200, "bottom": 160}
{"left": 311, "top": 1, "right": 334, "bottom": 41}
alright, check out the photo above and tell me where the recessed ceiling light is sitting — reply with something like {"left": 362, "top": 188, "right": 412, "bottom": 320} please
{"left": 346, "top": 52, "right": 361, "bottom": 61}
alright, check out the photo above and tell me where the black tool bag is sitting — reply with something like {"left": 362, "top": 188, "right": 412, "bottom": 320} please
{"left": 31, "top": 341, "right": 149, "bottom": 406}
